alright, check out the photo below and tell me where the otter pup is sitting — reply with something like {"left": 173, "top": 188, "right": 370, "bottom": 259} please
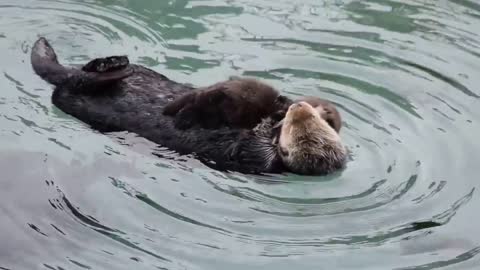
{"left": 277, "top": 101, "right": 346, "bottom": 175}
{"left": 163, "top": 77, "right": 289, "bottom": 130}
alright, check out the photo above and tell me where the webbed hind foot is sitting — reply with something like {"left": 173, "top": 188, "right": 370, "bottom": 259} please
{"left": 79, "top": 56, "right": 133, "bottom": 87}
{"left": 82, "top": 56, "right": 130, "bottom": 73}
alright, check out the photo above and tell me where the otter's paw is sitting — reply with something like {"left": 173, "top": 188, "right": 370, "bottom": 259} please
{"left": 82, "top": 56, "right": 130, "bottom": 73}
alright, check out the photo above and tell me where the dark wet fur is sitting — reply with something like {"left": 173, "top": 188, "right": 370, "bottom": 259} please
{"left": 31, "top": 37, "right": 286, "bottom": 174}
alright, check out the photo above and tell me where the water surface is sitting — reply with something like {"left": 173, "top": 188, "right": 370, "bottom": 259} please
{"left": 1, "top": 0, "right": 480, "bottom": 269}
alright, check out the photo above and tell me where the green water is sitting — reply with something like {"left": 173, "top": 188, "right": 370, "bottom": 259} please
{"left": 1, "top": 0, "right": 480, "bottom": 269}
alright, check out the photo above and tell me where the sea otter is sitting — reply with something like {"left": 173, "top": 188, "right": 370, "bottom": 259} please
{"left": 30, "top": 37, "right": 347, "bottom": 175}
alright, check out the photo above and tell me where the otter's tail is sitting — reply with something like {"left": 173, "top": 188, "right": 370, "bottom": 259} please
{"left": 31, "top": 37, "right": 134, "bottom": 88}
{"left": 31, "top": 37, "right": 72, "bottom": 86}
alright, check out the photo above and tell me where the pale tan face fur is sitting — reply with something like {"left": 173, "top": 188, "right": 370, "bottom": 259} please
{"left": 278, "top": 101, "right": 345, "bottom": 174}
{"left": 279, "top": 102, "right": 340, "bottom": 148}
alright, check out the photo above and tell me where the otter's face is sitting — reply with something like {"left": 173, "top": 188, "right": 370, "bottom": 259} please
{"left": 284, "top": 101, "right": 321, "bottom": 123}
{"left": 278, "top": 101, "right": 331, "bottom": 155}
{"left": 281, "top": 101, "right": 332, "bottom": 129}
{"left": 278, "top": 101, "right": 344, "bottom": 175}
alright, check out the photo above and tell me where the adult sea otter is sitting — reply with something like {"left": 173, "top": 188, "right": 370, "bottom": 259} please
{"left": 30, "top": 37, "right": 347, "bottom": 175}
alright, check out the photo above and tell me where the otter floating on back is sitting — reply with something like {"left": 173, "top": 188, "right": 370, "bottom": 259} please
{"left": 30, "top": 37, "right": 347, "bottom": 175}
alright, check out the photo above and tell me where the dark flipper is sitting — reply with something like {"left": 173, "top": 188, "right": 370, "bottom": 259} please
{"left": 31, "top": 37, "right": 133, "bottom": 88}
{"left": 80, "top": 56, "right": 133, "bottom": 87}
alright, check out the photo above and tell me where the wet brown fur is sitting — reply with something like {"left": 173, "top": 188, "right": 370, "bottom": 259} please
{"left": 163, "top": 77, "right": 288, "bottom": 129}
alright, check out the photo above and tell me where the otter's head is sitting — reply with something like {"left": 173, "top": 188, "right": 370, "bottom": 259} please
{"left": 295, "top": 96, "right": 342, "bottom": 133}
{"left": 277, "top": 101, "right": 346, "bottom": 175}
